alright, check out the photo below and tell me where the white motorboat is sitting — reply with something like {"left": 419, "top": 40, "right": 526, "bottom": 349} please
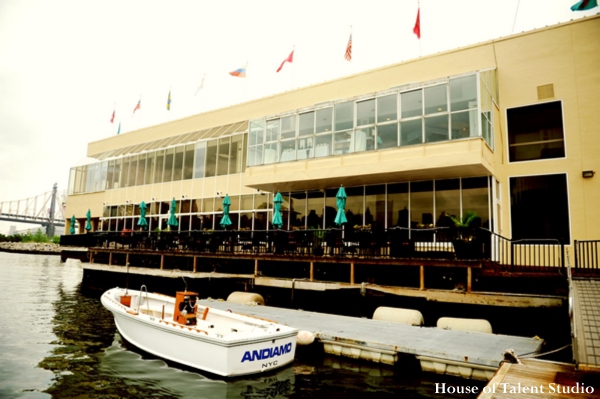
{"left": 101, "top": 286, "right": 298, "bottom": 377}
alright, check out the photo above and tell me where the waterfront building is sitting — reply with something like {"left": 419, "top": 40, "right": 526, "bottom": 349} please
{"left": 66, "top": 15, "right": 600, "bottom": 249}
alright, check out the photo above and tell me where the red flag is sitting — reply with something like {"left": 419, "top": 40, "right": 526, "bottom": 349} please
{"left": 110, "top": 109, "right": 115, "bottom": 123}
{"left": 344, "top": 34, "right": 352, "bottom": 61}
{"left": 413, "top": 8, "right": 421, "bottom": 39}
{"left": 132, "top": 99, "right": 141, "bottom": 116}
{"left": 276, "top": 50, "right": 294, "bottom": 72}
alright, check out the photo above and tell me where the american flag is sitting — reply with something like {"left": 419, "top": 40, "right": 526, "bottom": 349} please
{"left": 132, "top": 99, "right": 141, "bottom": 115}
{"left": 344, "top": 34, "right": 352, "bottom": 61}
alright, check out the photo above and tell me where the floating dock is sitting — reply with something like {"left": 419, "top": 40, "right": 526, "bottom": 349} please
{"left": 197, "top": 299, "right": 543, "bottom": 380}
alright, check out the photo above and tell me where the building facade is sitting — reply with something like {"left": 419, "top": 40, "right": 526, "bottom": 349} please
{"left": 66, "top": 16, "right": 600, "bottom": 246}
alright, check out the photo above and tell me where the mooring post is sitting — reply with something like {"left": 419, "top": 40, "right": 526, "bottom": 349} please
{"left": 125, "top": 253, "right": 129, "bottom": 269}
{"left": 420, "top": 265, "right": 425, "bottom": 290}
{"left": 109, "top": 251, "right": 113, "bottom": 266}
{"left": 90, "top": 251, "right": 94, "bottom": 264}
{"left": 254, "top": 259, "right": 259, "bottom": 277}
{"left": 467, "top": 267, "right": 472, "bottom": 293}
{"left": 310, "top": 261, "right": 314, "bottom": 281}
{"left": 160, "top": 254, "right": 164, "bottom": 270}
{"left": 193, "top": 256, "right": 197, "bottom": 273}
{"left": 350, "top": 262, "right": 355, "bottom": 285}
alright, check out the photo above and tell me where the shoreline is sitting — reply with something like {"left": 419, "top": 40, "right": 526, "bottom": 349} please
{"left": 0, "top": 242, "right": 87, "bottom": 256}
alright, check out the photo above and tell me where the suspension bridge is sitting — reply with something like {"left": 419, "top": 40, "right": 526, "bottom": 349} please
{"left": 0, "top": 184, "right": 66, "bottom": 237}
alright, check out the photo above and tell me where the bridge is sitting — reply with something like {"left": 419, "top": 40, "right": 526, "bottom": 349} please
{"left": 0, "top": 184, "right": 66, "bottom": 237}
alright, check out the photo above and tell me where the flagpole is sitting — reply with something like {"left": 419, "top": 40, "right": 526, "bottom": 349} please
{"left": 418, "top": 1, "right": 422, "bottom": 57}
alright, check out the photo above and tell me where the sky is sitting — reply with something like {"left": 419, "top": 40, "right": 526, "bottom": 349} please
{"left": 0, "top": 0, "right": 597, "bottom": 234}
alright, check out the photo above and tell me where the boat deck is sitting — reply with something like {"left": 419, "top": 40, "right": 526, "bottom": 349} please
{"left": 197, "top": 299, "right": 542, "bottom": 372}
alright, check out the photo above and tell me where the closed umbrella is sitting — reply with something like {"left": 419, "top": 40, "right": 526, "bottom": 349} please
{"left": 220, "top": 195, "right": 232, "bottom": 229}
{"left": 167, "top": 198, "right": 179, "bottom": 229}
{"left": 334, "top": 185, "right": 348, "bottom": 226}
{"left": 137, "top": 201, "right": 148, "bottom": 230}
{"left": 272, "top": 192, "right": 283, "bottom": 229}
{"left": 69, "top": 215, "right": 76, "bottom": 234}
{"left": 85, "top": 209, "right": 92, "bottom": 232}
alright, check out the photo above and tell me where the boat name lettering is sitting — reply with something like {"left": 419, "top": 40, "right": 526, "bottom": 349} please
{"left": 241, "top": 343, "right": 292, "bottom": 363}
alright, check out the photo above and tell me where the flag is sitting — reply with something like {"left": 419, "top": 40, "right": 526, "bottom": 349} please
{"left": 110, "top": 109, "right": 115, "bottom": 123}
{"left": 344, "top": 34, "right": 352, "bottom": 61}
{"left": 117, "top": 122, "right": 121, "bottom": 135}
{"left": 413, "top": 8, "right": 421, "bottom": 39}
{"left": 195, "top": 74, "right": 206, "bottom": 95}
{"left": 132, "top": 98, "right": 141, "bottom": 115}
{"left": 166, "top": 90, "right": 171, "bottom": 110}
{"left": 229, "top": 64, "right": 247, "bottom": 77}
{"left": 276, "top": 50, "right": 294, "bottom": 72}
{"left": 571, "top": 0, "right": 598, "bottom": 10}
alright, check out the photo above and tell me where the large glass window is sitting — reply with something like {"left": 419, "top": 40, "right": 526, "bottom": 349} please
{"left": 377, "top": 124, "right": 398, "bottom": 149}
{"left": 217, "top": 137, "right": 230, "bottom": 176}
{"left": 424, "top": 85, "right": 447, "bottom": 114}
{"left": 401, "top": 90, "right": 422, "bottom": 118}
{"left": 507, "top": 101, "right": 565, "bottom": 162}
{"left": 136, "top": 154, "right": 146, "bottom": 185}
{"left": 410, "top": 181, "right": 434, "bottom": 227}
{"left": 315, "top": 108, "right": 332, "bottom": 133}
{"left": 388, "top": 182, "right": 409, "bottom": 228}
{"left": 334, "top": 102, "right": 353, "bottom": 131}
{"left": 281, "top": 115, "right": 296, "bottom": 139}
{"left": 357, "top": 99, "right": 375, "bottom": 126}
{"left": 510, "top": 174, "right": 569, "bottom": 242}
{"left": 450, "top": 75, "right": 477, "bottom": 111}
{"left": 425, "top": 114, "right": 449, "bottom": 143}
{"left": 183, "top": 144, "right": 194, "bottom": 180}
{"left": 434, "top": 179, "right": 460, "bottom": 228}
{"left": 377, "top": 95, "right": 397, "bottom": 123}
{"left": 229, "top": 135, "right": 243, "bottom": 174}
{"left": 400, "top": 119, "right": 422, "bottom": 146}
{"left": 144, "top": 153, "right": 154, "bottom": 185}
{"left": 205, "top": 139, "right": 218, "bottom": 177}
{"left": 173, "top": 147, "right": 184, "bottom": 181}
{"left": 154, "top": 150, "right": 164, "bottom": 184}
{"left": 193, "top": 142, "right": 206, "bottom": 179}
{"left": 163, "top": 148, "right": 174, "bottom": 183}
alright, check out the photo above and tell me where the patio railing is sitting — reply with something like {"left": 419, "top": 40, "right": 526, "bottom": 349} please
{"left": 60, "top": 227, "right": 591, "bottom": 272}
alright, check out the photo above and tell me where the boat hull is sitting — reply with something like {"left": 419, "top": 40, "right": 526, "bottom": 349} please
{"left": 101, "top": 288, "right": 297, "bottom": 377}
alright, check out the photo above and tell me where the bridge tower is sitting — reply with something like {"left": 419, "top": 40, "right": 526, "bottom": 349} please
{"left": 47, "top": 183, "right": 58, "bottom": 237}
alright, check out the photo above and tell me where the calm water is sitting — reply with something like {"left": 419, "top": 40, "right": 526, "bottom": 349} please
{"left": 0, "top": 251, "right": 484, "bottom": 398}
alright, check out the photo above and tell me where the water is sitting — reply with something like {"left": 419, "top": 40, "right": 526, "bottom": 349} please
{"left": 0, "top": 251, "right": 486, "bottom": 398}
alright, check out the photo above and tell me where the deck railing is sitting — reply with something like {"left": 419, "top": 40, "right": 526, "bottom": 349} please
{"left": 574, "top": 240, "right": 600, "bottom": 271}
{"left": 60, "top": 227, "right": 582, "bottom": 272}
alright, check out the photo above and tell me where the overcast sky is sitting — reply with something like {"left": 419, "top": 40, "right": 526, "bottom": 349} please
{"left": 0, "top": 0, "right": 596, "bottom": 234}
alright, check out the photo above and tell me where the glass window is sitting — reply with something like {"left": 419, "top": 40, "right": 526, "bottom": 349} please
{"left": 183, "top": 144, "right": 194, "bottom": 180}
{"left": 163, "top": 148, "right": 174, "bottom": 183}
{"left": 229, "top": 134, "right": 243, "bottom": 174}
{"left": 173, "top": 146, "right": 184, "bottom": 181}
{"left": 249, "top": 120, "right": 265, "bottom": 145}
{"left": 510, "top": 174, "right": 569, "bottom": 242}
{"left": 306, "top": 190, "right": 324, "bottom": 229}
{"left": 365, "top": 185, "right": 385, "bottom": 229}
{"left": 264, "top": 142, "right": 279, "bottom": 164}
{"left": 205, "top": 139, "right": 218, "bottom": 177}
{"left": 388, "top": 182, "right": 409, "bottom": 228}
{"left": 450, "top": 75, "right": 477, "bottom": 111}
{"left": 345, "top": 186, "right": 365, "bottom": 227}
{"left": 377, "top": 123, "right": 398, "bottom": 149}
{"left": 106, "top": 160, "right": 115, "bottom": 190}
{"left": 316, "top": 108, "right": 332, "bottom": 133}
{"left": 400, "top": 119, "right": 422, "bottom": 146}
{"left": 334, "top": 131, "right": 352, "bottom": 155}
{"left": 315, "top": 134, "right": 332, "bottom": 157}
{"left": 434, "top": 179, "right": 460, "bottom": 229}
{"left": 145, "top": 152, "right": 155, "bottom": 185}
{"left": 193, "top": 142, "right": 206, "bottom": 178}
{"left": 290, "top": 191, "right": 306, "bottom": 228}
{"left": 410, "top": 181, "right": 434, "bottom": 228}
{"left": 266, "top": 119, "right": 280, "bottom": 142}
{"left": 280, "top": 139, "right": 296, "bottom": 162}
{"left": 121, "top": 157, "right": 130, "bottom": 188}
{"left": 217, "top": 137, "right": 230, "bottom": 176}
{"left": 136, "top": 154, "right": 146, "bottom": 186}
{"left": 377, "top": 94, "right": 397, "bottom": 123}
{"left": 462, "top": 176, "right": 489, "bottom": 229}
{"left": 451, "top": 110, "right": 478, "bottom": 139}
{"left": 507, "top": 101, "right": 565, "bottom": 162}
{"left": 153, "top": 152, "right": 163, "bottom": 184}
{"left": 354, "top": 127, "right": 375, "bottom": 152}
{"left": 425, "top": 115, "right": 449, "bottom": 143}
{"left": 424, "top": 85, "right": 447, "bottom": 114}
{"left": 128, "top": 156, "right": 137, "bottom": 187}
{"left": 357, "top": 99, "right": 375, "bottom": 126}
{"left": 240, "top": 194, "right": 254, "bottom": 210}
{"left": 335, "top": 102, "right": 353, "bottom": 131}
{"left": 299, "top": 112, "right": 315, "bottom": 136}
{"left": 281, "top": 115, "right": 296, "bottom": 139}
{"left": 202, "top": 197, "right": 214, "bottom": 213}
{"left": 401, "top": 89, "right": 422, "bottom": 118}
{"left": 297, "top": 136, "right": 314, "bottom": 160}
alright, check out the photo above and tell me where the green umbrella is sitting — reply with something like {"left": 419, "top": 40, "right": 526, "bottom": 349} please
{"left": 334, "top": 185, "right": 348, "bottom": 226}
{"left": 167, "top": 198, "right": 179, "bottom": 229}
{"left": 69, "top": 215, "right": 76, "bottom": 234}
{"left": 137, "top": 201, "right": 148, "bottom": 230}
{"left": 220, "top": 195, "right": 232, "bottom": 229}
{"left": 272, "top": 192, "right": 283, "bottom": 229}
{"left": 85, "top": 209, "right": 92, "bottom": 232}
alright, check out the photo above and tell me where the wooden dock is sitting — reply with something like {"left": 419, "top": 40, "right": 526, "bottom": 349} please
{"left": 478, "top": 358, "right": 599, "bottom": 398}
{"left": 571, "top": 279, "right": 600, "bottom": 372}
{"left": 196, "top": 299, "right": 543, "bottom": 380}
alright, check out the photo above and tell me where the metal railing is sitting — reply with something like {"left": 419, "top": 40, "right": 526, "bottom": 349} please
{"left": 574, "top": 240, "right": 600, "bottom": 270}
